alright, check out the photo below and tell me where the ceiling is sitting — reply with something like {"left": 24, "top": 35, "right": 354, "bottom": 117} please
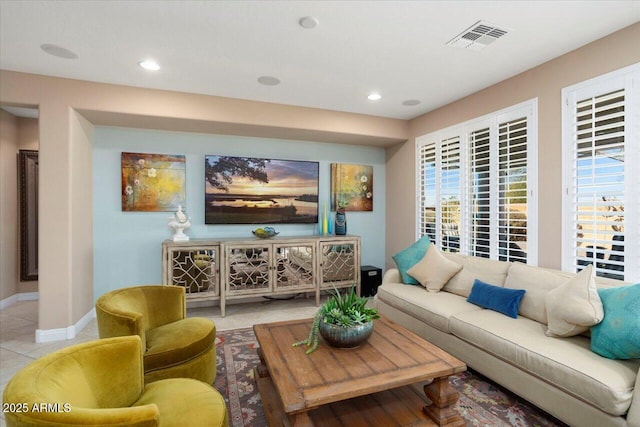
{"left": 1, "top": 1, "right": 639, "bottom": 120}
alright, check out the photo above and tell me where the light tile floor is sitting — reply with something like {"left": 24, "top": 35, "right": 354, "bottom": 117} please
{"left": 0, "top": 295, "right": 322, "bottom": 426}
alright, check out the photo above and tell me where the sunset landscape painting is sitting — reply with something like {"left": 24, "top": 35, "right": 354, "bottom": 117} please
{"left": 205, "top": 155, "right": 319, "bottom": 224}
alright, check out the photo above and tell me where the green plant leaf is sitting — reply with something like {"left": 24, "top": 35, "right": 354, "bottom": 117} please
{"left": 293, "top": 284, "right": 379, "bottom": 354}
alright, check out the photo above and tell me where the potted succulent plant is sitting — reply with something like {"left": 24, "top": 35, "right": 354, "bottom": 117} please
{"left": 293, "top": 286, "right": 379, "bottom": 354}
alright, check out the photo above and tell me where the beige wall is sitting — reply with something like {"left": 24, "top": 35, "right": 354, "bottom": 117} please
{"left": 0, "top": 110, "right": 18, "bottom": 300}
{"left": 18, "top": 117, "right": 39, "bottom": 150}
{"left": 385, "top": 23, "right": 640, "bottom": 271}
{"left": 0, "top": 72, "right": 407, "bottom": 333}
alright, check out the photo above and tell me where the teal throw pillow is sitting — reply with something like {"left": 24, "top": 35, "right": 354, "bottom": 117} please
{"left": 467, "top": 279, "right": 526, "bottom": 319}
{"left": 590, "top": 283, "right": 640, "bottom": 360}
{"left": 392, "top": 235, "right": 431, "bottom": 285}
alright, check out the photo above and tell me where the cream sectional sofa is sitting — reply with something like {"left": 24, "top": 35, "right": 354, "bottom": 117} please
{"left": 374, "top": 253, "right": 640, "bottom": 427}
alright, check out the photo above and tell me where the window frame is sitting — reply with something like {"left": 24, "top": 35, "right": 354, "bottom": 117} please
{"left": 561, "top": 63, "right": 640, "bottom": 281}
{"left": 415, "top": 99, "right": 538, "bottom": 265}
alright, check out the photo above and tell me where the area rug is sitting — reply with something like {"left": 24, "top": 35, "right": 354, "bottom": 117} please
{"left": 214, "top": 328, "right": 567, "bottom": 427}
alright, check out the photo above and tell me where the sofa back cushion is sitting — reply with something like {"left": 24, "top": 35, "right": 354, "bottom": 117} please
{"left": 505, "top": 262, "right": 630, "bottom": 325}
{"left": 504, "top": 262, "right": 576, "bottom": 324}
{"left": 442, "top": 253, "right": 511, "bottom": 297}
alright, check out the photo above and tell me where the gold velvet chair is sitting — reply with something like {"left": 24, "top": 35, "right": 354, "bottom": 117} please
{"left": 2, "top": 336, "right": 228, "bottom": 427}
{"left": 95, "top": 285, "right": 216, "bottom": 384}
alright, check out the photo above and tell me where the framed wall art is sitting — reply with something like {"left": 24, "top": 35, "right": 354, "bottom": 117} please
{"left": 330, "top": 163, "right": 373, "bottom": 211}
{"left": 19, "top": 150, "right": 38, "bottom": 281}
{"left": 205, "top": 155, "right": 319, "bottom": 224}
{"left": 121, "top": 152, "right": 186, "bottom": 211}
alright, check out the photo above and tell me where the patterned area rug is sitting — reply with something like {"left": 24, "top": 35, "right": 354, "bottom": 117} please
{"left": 214, "top": 328, "right": 567, "bottom": 427}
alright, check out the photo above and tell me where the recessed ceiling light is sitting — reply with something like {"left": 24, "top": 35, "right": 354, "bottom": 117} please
{"left": 367, "top": 93, "right": 382, "bottom": 101}
{"left": 139, "top": 60, "right": 160, "bottom": 71}
{"left": 299, "top": 16, "right": 319, "bottom": 29}
{"left": 402, "top": 99, "right": 421, "bottom": 106}
{"left": 40, "top": 44, "right": 78, "bottom": 59}
{"left": 258, "top": 76, "right": 281, "bottom": 86}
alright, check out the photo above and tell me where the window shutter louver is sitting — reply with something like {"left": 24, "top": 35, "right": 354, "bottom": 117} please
{"left": 563, "top": 64, "right": 639, "bottom": 282}
{"left": 469, "top": 128, "right": 491, "bottom": 258}
{"left": 420, "top": 144, "right": 437, "bottom": 242}
{"left": 497, "top": 117, "right": 528, "bottom": 263}
{"left": 440, "top": 137, "right": 461, "bottom": 252}
{"left": 570, "top": 89, "right": 626, "bottom": 279}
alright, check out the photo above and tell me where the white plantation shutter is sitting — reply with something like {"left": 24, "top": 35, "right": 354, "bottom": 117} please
{"left": 497, "top": 117, "right": 528, "bottom": 263}
{"left": 440, "top": 137, "right": 461, "bottom": 252}
{"left": 419, "top": 143, "right": 437, "bottom": 241}
{"left": 416, "top": 99, "right": 537, "bottom": 264}
{"left": 563, "top": 64, "right": 640, "bottom": 281}
{"left": 468, "top": 127, "right": 491, "bottom": 258}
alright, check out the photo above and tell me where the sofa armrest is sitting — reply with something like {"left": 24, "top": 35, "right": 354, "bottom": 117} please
{"left": 627, "top": 370, "right": 640, "bottom": 427}
{"left": 382, "top": 268, "right": 402, "bottom": 285}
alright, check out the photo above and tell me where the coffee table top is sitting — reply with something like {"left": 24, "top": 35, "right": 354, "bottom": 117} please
{"left": 253, "top": 316, "right": 466, "bottom": 414}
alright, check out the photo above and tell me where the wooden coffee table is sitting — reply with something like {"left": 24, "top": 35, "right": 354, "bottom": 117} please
{"left": 254, "top": 316, "right": 466, "bottom": 427}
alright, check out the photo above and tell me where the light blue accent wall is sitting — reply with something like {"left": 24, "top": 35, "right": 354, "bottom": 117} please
{"left": 93, "top": 127, "right": 385, "bottom": 300}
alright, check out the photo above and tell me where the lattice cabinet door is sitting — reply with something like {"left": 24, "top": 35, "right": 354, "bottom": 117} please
{"left": 273, "top": 242, "right": 317, "bottom": 291}
{"left": 223, "top": 243, "right": 272, "bottom": 297}
{"left": 163, "top": 244, "right": 220, "bottom": 301}
{"left": 318, "top": 237, "right": 361, "bottom": 295}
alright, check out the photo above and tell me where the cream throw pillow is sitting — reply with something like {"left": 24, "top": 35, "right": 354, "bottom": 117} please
{"left": 407, "top": 245, "right": 463, "bottom": 292}
{"left": 544, "top": 264, "right": 604, "bottom": 337}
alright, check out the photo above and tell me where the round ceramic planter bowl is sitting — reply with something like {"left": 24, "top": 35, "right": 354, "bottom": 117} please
{"left": 318, "top": 321, "right": 374, "bottom": 349}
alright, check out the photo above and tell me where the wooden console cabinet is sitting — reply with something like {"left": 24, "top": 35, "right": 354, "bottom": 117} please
{"left": 162, "top": 235, "right": 360, "bottom": 316}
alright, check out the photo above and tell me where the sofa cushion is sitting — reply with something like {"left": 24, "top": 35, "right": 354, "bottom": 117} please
{"left": 375, "top": 282, "right": 483, "bottom": 333}
{"left": 145, "top": 317, "right": 216, "bottom": 372}
{"left": 591, "top": 283, "right": 640, "bottom": 359}
{"left": 545, "top": 264, "right": 604, "bottom": 337}
{"left": 467, "top": 279, "right": 525, "bottom": 318}
{"left": 504, "top": 262, "right": 574, "bottom": 324}
{"left": 449, "top": 309, "right": 639, "bottom": 416}
{"left": 392, "top": 235, "right": 432, "bottom": 285}
{"left": 407, "top": 245, "right": 462, "bottom": 292}
{"left": 443, "top": 253, "right": 511, "bottom": 298}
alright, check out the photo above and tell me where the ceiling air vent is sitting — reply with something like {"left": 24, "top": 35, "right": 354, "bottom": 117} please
{"left": 446, "top": 20, "right": 509, "bottom": 51}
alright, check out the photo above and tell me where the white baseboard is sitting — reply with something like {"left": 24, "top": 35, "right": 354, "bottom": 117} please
{"left": 35, "top": 308, "right": 96, "bottom": 343}
{"left": 1, "top": 294, "right": 95, "bottom": 343}
{"left": 0, "top": 292, "right": 39, "bottom": 310}
{"left": 18, "top": 292, "right": 39, "bottom": 301}
{"left": 0, "top": 294, "right": 18, "bottom": 310}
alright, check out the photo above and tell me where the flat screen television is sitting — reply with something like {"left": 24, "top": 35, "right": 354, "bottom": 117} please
{"left": 205, "top": 155, "right": 319, "bottom": 224}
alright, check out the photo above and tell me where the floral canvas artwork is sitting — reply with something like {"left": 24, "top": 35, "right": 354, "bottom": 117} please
{"left": 330, "top": 163, "right": 373, "bottom": 211}
{"left": 121, "top": 152, "right": 186, "bottom": 211}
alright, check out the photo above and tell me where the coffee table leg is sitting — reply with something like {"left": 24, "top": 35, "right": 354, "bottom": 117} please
{"left": 284, "top": 412, "right": 313, "bottom": 427}
{"left": 422, "top": 377, "right": 464, "bottom": 427}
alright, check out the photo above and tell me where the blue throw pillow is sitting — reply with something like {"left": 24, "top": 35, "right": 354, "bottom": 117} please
{"left": 590, "top": 283, "right": 640, "bottom": 360}
{"left": 392, "top": 235, "right": 431, "bottom": 285}
{"left": 467, "top": 279, "right": 526, "bottom": 319}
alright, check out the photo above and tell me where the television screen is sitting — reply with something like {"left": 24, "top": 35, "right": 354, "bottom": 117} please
{"left": 205, "top": 155, "right": 319, "bottom": 224}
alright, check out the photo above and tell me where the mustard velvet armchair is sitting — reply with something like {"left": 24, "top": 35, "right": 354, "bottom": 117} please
{"left": 2, "top": 336, "right": 228, "bottom": 427}
{"left": 95, "top": 285, "right": 216, "bottom": 384}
